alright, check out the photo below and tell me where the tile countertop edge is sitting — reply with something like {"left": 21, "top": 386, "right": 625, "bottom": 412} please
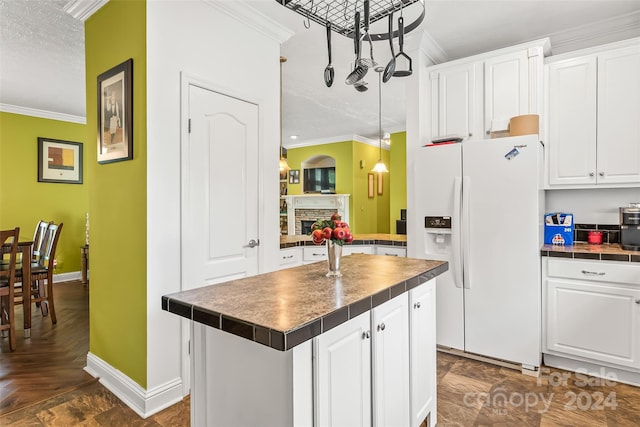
{"left": 541, "top": 243, "right": 640, "bottom": 263}
{"left": 162, "top": 259, "right": 448, "bottom": 352}
{"left": 280, "top": 233, "right": 407, "bottom": 249}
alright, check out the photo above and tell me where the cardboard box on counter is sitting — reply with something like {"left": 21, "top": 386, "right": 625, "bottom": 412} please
{"left": 544, "top": 213, "right": 574, "bottom": 245}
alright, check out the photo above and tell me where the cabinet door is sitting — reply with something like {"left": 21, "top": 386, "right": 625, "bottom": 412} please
{"left": 548, "top": 56, "right": 598, "bottom": 185}
{"left": 546, "top": 278, "right": 640, "bottom": 369}
{"left": 314, "top": 312, "right": 371, "bottom": 427}
{"left": 597, "top": 45, "right": 640, "bottom": 184}
{"left": 372, "top": 294, "right": 410, "bottom": 427}
{"left": 410, "top": 280, "right": 437, "bottom": 427}
{"left": 484, "top": 51, "right": 528, "bottom": 135}
{"left": 430, "top": 62, "right": 482, "bottom": 140}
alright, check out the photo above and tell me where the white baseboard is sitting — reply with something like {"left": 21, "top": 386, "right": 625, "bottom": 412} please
{"left": 53, "top": 271, "right": 82, "bottom": 283}
{"left": 85, "top": 352, "right": 184, "bottom": 418}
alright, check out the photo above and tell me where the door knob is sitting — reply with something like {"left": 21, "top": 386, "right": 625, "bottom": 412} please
{"left": 244, "top": 239, "right": 260, "bottom": 248}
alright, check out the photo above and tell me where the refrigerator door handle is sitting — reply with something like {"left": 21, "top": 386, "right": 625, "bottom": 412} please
{"left": 452, "top": 177, "right": 463, "bottom": 288}
{"left": 462, "top": 176, "right": 471, "bottom": 289}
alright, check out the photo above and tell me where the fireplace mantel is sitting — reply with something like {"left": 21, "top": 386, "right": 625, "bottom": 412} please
{"left": 283, "top": 194, "right": 350, "bottom": 235}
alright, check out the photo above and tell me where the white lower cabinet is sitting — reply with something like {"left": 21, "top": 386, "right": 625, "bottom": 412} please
{"left": 544, "top": 259, "right": 640, "bottom": 370}
{"left": 343, "top": 245, "right": 374, "bottom": 255}
{"left": 313, "top": 280, "right": 436, "bottom": 427}
{"left": 410, "top": 279, "right": 437, "bottom": 427}
{"left": 279, "top": 248, "right": 302, "bottom": 268}
{"left": 375, "top": 246, "right": 407, "bottom": 257}
{"left": 372, "top": 294, "right": 410, "bottom": 427}
{"left": 314, "top": 312, "right": 372, "bottom": 427}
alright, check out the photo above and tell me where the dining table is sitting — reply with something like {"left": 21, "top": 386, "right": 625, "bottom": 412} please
{"left": 1, "top": 240, "right": 33, "bottom": 337}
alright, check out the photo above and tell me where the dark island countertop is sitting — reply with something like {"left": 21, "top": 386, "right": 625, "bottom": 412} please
{"left": 162, "top": 254, "right": 448, "bottom": 351}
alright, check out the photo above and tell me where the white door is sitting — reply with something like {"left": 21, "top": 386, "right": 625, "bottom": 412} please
{"left": 372, "top": 294, "right": 410, "bottom": 427}
{"left": 410, "top": 280, "right": 437, "bottom": 427}
{"left": 548, "top": 56, "right": 598, "bottom": 186}
{"left": 597, "top": 45, "right": 640, "bottom": 185}
{"left": 484, "top": 51, "right": 528, "bottom": 135}
{"left": 314, "top": 312, "right": 371, "bottom": 427}
{"left": 462, "top": 136, "right": 541, "bottom": 367}
{"left": 181, "top": 83, "right": 260, "bottom": 393}
{"left": 183, "top": 84, "right": 260, "bottom": 291}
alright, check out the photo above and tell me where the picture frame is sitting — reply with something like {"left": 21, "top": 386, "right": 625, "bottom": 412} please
{"left": 37, "top": 137, "right": 83, "bottom": 184}
{"left": 97, "top": 58, "right": 133, "bottom": 164}
{"left": 377, "top": 172, "right": 383, "bottom": 195}
{"left": 289, "top": 169, "right": 300, "bottom": 184}
{"left": 368, "top": 173, "right": 374, "bottom": 198}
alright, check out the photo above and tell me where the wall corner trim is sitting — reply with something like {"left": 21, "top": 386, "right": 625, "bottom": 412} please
{"left": 203, "top": 0, "right": 294, "bottom": 44}
{"left": 85, "top": 352, "right": 184, "bottom": 419}
{"left": 63, "top": 0, "right": 109, "bottom": 22}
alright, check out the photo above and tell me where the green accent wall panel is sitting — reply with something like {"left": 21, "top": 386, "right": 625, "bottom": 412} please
{"left": 389, "top": 132, "right": 406, "bottom": 233}
{"left": 85, "top": 0, "right": 147, "bottom": 387}
{"left": 0, "top": 112, "right": 88, "bottom": 273}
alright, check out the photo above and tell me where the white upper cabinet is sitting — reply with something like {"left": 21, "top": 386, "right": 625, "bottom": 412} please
{"left": 547, "top": 40, "right": 640, "bottom": 188}
{"left": 429, "top": 62, "right": 482, "bottom": 140}
{"left": 548, "top": 57, "right": 598, "bottom": 185}
{"left": 484, "top": 50, "right": 529, "bottom": 136}
{"left": 597, "top": 45, "right": 640, "bottom": 185}
{"left": 426, "top": 39, "right": 548, "bottom": 142}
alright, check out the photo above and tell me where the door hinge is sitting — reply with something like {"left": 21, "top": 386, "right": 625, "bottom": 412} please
{"left": 188, "top": 118, "right": 191, "bottom": 133}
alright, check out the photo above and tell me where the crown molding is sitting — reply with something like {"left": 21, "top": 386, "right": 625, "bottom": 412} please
{"left": 285, "top": 134, "right": 392, "bottom": 150}
{"left": 549, "top": 10, "right": 640, "bottom": 55}
{"left": 0, "top": 104, "right": 86, "bottom": 124}
{"left": 63, "top": 0, "right": 109, "bottom": 21}
{"left": 204, "top": 0, "right": 294, "bottom": 44}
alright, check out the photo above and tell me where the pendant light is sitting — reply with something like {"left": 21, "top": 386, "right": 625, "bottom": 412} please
{"left": 279, "top": 56, "right": 290, "bottom": 173}
{"left": 372, "top": 66, "right": 389, "bottom": 173}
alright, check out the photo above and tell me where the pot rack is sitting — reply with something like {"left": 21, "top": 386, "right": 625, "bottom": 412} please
{"left": 277, "top": 0, "right": 425, "bottom": 40}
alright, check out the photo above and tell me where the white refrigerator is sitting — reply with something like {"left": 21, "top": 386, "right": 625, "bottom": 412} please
{"left": 410, "top": 135, "right": 544, "bottom": 369}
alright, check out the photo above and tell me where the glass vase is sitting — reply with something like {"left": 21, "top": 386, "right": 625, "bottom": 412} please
{"left": 326, "top": 240, "right": 342, "bottom": 277}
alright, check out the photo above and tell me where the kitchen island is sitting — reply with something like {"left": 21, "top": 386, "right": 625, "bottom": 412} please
{"left": 162, "top": 254, "right": 447, "bottom": 427}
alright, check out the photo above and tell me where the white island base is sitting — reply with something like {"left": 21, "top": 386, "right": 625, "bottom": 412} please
{"left": 189, "top": 279, "right": 437, "bottom": 427}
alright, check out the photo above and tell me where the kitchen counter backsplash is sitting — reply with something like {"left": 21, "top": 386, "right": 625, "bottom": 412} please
{"left": 574, "top": 223, "right": 620, "bottom": 244}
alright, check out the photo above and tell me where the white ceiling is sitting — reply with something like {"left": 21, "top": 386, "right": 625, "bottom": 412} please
{"left": 1, "top": 0, "right": 639, "bottom": 146}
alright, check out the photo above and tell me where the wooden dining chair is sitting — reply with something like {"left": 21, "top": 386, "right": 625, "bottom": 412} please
{"left": 28, "top": 222, "right": 64, "bottom": 324}
{"left": 31, "top": 220, "right": 52, "bottom": 262}
{"left": 0, "top": 227, "right": 20, "bottom": 351}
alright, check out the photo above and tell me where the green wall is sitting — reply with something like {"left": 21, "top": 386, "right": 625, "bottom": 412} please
{"left": 286, "top": 140, "right": 390, "bottom": 233}
{"left": 389, "top": 131, "right": 407, "bottom": 233}
{"left": 0, "top": 112, "right": 88, "bottom": 272}
{"left": 85, "top": 0, "right": 147, "bottom": 387}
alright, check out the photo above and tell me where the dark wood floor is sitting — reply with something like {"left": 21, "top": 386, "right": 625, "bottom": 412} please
{"left": 1, "top": 281, "right": 639, "bottom": 426}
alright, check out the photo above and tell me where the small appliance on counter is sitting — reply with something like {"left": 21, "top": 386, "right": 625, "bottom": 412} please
{"left": 620, "top": 203, "right": 640, "bottom": 251}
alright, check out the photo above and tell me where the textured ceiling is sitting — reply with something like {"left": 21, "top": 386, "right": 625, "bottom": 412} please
{"left": 0, "top": 0, "right": 85, "bottom": 119}
{"left": 1, "top": 0, "right": 639, "bottom": 142}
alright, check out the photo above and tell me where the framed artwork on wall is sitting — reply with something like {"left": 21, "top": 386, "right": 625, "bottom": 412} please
{"left": 377, "top": 172, "right": 383, "bottom": 195}
{"left": 37, "top": 137, "right": 83, "bottom": 184}
{"left": 289, "top": 169, "right": 300, "bottom": 184}
{"left": 368, "top": 173, "right": 374, "bottom": 198}
{"left": 97, "top": 58, "right": 133, "bottom": 164}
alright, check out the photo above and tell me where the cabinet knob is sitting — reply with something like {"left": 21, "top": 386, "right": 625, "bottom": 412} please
{"left": 414, "top": 302, "right": 421, "bottom": 309}
{"left": 635, "top": 300, "right": 640, "bottom": 305}
{"left": 599, "top": 172, "right": 605, "bottom": 177}
{"left": 589, "top": 173, "right": 595, "bottom": 177}
{"left": 377, "top": 323, "right": 386, "bottom": 331}
{"left": 363, "top": 330, "right": 371, "bottom": 339}
{"left": 468, "top": 133, "right": 473, "bottom": 137}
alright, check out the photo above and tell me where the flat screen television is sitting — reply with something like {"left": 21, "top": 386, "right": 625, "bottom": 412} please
{"left": 303, "top": 167, "right": 336, "bottom": 193}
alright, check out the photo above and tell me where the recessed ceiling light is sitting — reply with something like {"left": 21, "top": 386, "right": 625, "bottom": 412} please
{"left": 290, "top": 135, "right": 298, "bottom": 140}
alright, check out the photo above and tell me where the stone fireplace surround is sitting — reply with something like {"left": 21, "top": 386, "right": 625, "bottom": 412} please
{"left": 283, "top": 194, "right": 350, "bottom": 235}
